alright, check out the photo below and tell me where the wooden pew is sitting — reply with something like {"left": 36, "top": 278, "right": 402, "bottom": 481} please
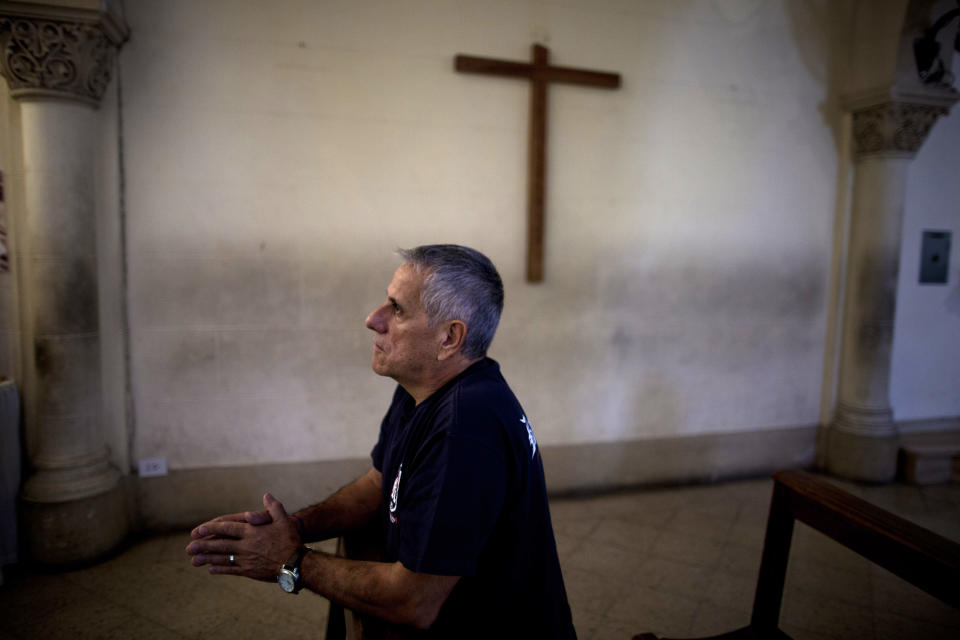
{"left": 633, "top": 470, "right": 960, "bottom": 640}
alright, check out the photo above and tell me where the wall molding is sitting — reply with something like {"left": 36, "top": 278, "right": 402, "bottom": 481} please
{"left": 897, "top": 415, "right": 960, "bottom": 435}
{"left": 543, "top": 425, "right": 817, "bottom": 496}
{"left": 134, "top": 425, "right": 823, "bottom": 531}
{"left": 133, "top": 419, "right": 960, "bottom": 531}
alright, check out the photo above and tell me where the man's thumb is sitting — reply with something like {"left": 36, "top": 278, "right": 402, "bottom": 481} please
{"left": 263, "top": 492, "right": 287, "bottom": 520}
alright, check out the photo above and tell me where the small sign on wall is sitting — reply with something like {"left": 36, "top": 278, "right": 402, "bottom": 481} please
{"left": 919, "top": 230, "right": 950, "bottom": 285}
{"left": 0, "top": 171, "right": 7, "bottom": 273}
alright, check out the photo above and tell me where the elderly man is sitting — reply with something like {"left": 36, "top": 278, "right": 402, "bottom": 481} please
{"left": 186, "top": 245, "right": 576, "bottom": 638}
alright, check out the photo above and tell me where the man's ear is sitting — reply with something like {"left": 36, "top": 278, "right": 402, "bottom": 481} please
{"left": 437, "top": 320, "right": 467, "bottom": 361}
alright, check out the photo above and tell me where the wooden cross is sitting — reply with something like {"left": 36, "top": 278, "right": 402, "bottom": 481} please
{"left": 455, "top": 44, "right": 621, "bottom": 282}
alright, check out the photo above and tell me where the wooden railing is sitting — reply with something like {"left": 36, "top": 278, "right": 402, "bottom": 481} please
{"left": 634, "top": 470, "right": 960, "bottom": 640}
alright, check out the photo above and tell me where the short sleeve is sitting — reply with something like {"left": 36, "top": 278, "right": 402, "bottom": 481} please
{"left": 371, "top": 437, "right": 384, "bottom": 472}
{"left": 371, "top": 385, "right": 408, "bottom": 472}
{"left": 394, "top": 431, "right": 506, "bottom": 576}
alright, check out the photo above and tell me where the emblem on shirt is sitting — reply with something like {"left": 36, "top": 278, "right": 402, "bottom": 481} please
{"left": 389, "top": 463, "right": 402, "bottom": 524}
{"left": 521, "top": 415, "right": 537, "bottom": 459}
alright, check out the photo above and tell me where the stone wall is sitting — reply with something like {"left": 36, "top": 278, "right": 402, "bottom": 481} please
{"left": 107, "top": 0, "right": 958, "bottom": 484}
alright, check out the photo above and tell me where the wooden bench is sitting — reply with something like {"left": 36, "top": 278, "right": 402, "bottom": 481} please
{"left": 633, "top": 470, "right": 960, "bottom": 640}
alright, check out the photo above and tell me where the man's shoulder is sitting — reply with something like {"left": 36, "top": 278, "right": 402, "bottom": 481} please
{"left": 442, "top": 359, "right": 530, "bottom": 453}
{"left": 454, "top": 358, "right": 518, "bottom": 413}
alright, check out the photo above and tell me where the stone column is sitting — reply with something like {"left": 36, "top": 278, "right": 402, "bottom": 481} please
{"left": 0, "top": 2, "right": 128, "bottom": 564}
{"left": 825, "top": 95, "right": 955, "bottom": 482}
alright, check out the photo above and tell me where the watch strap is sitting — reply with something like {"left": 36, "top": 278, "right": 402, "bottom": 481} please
{"left": 282, "top": 546, "right": 309, "bottom": 593}
{"left": 284, "top": 545, "right": 309, "bottom": 570}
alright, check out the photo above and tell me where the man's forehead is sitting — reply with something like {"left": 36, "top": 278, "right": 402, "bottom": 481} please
{"left": 387, "top": 263, "right": 424, "bottom": 302}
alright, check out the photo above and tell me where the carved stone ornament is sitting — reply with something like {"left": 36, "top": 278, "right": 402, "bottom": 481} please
{"left": 852, "top": 102, "right": 948, "bottom": 157}
{"left": 0, "top": 16, "right": 115, "bottom": 105}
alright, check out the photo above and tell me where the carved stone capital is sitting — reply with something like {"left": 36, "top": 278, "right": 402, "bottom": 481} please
{"left": 851, "top": 101, "right": 948, "bottom": 158}
{"left": 0, "top": 14, "right": 118, "bottom": 105}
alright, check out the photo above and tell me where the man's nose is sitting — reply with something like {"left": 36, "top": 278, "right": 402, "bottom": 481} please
{"left": 365, "top": 305, "right": 387, "bottom": 333}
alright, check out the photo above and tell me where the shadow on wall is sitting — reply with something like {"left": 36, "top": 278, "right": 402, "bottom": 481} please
{"left": 787, "top": 0, "right": 857, "bottom": 154}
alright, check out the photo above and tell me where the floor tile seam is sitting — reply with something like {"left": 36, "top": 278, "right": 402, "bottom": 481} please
{"left": 654, "top": 580, "right": 723, "bottom": 607}
{"left": 80, "top": 584, "right": 203, "bottom": 637}
{"left": 551, "top": 522, "right": 599, "bottom": 540}
{"left": 603, "top": 599, "right": 702, "bottom": 635}
{"left": 592, "top": 511, "right": 670, "bottom": 528}
{"left": 700, "top": 592, "right": 756, "bottom": 614}
{"left": 557, "top": 536, "right": 587, "bottom": 563}
{"left": 568, "top": 602, "right": 614, "bottom": 620}
{"left": 562, "top": 538, "right": 652, "bottom": 565}
{"left": 645, "top": 552, "right": 723, "bottom": 573}
{"left": 686, "top": 596, "right": 730, "bottom": 638}
{"left": 116, "top": 587, "right": 284, "bottom": 637}
{"left": 657, "top": 522, "right": 734, "bottom": 543}
{"left": 556, "top": 526, "right": 600, "bottom": 555}
{"left": 59, "top": 570, "right": 140, "bottom": 606}
{"left": 255, "top": 594, "right": 336, "bottom": 625}
{"left": 878, "top": 608, "right": 960, "bottom": 629}
{"left": 726, "top": 513, "right": 770, "bottom": 536}
{"left": 779, "top": 616, "right": 877, "bottom": 640}
{"left": 202, "top": 581, "right": 334, "bottom": 624}
{"left": 644, "top": 524, "right": 673, "bottom": 555}
{"left": 581, "top": 516, "right": 606, "bottom": 539}
{"left": 778, "top": 621, "right": 838, "bottom": 640}
{"left": 787, "top": 557, "right": 872, "bottom": 580}
{"left": 718, "top": 501, "right": 750, "bottom": 546}
{"left": 587, "top": 588, "right": 623, "bottom": 619}
{"left": 870, "top": 599, "right": 960, "bottom": 625}
{"left": 654, "top": 517, "right": 730, "bottom": 538}
{"left": 564, "top": 564, "right": 640, "bottom": 598}
{"left": 589, "top": 536, "right": 658, "bottom": 556}
{"left": 600, "top": 508, "right": 679, "bottom": 525}
{"left": 715, "top": 565, "right": 761, "bottom": 582}
{"left": 718, "top": 540, "right": 764, "bottom": 560}
{"left": 98, "top": 608, "right": 194, "bottom": 640}
{"left": 781, "top": 580, "right": 878, "bottom": 614}
{"left": 24, "top": 575, "right": 193, "bottom": 640}
{"left": 56, "top": 565, "right": 234, "bottom": 634}
{"left": 586, "top": 573, "right": 651, "bottom": 619}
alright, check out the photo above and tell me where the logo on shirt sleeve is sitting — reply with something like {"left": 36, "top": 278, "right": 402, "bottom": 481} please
{"left": 521, "top": 415, "right": 537, "bottom": 459}
{"left": 389, "top": 463, "right": 402, "bottom": 524}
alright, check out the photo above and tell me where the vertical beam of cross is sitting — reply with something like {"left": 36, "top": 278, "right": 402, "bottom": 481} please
{"left": 455, "top": 44, "right": 621, "bottom": 282}
{"left": 528, "top": 44, "right": 549, "bottom": 283}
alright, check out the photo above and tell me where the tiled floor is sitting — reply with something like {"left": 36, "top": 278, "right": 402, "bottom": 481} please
{"left": 1, "top": 472, "right": 958, "bottom": 639}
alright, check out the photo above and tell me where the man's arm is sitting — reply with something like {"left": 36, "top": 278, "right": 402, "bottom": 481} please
{"left": 300, "top": 551, "right": 459, "bottom": 629}
{"left": 186, "top": 492, "right": 458, "bottom": 630}
{"left": 293, "top": 466, "right": 383, "bottom": 542}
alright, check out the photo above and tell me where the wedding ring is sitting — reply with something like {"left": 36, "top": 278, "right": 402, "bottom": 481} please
{"left": 229, "top": 554, "right": 236, "bottom": 566}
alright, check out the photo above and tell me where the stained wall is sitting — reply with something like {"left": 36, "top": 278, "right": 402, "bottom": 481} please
{"left": 113, "top": 0, "right": 956, "bottom": 476}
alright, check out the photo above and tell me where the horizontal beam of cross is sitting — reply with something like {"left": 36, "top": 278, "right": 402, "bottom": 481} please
{"left": 454, "top": 54, "right": 621, "bottom": 88}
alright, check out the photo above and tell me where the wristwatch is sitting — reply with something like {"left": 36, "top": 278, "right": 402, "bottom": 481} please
{"left": 278, "top": 546, "right": 309, "bottom": 594}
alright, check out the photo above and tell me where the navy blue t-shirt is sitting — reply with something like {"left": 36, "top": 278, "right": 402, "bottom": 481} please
{"left": 371, "top": 358, "right": 576, "bottom": 638}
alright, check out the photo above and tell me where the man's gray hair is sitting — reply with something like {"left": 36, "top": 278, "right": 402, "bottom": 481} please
{"left": 398, "top": 245, "right": 504, "bottom": 360}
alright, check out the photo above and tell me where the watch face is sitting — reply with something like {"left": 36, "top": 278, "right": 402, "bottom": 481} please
{"left": 278, "top": 570, "right": 296, "bottom": 593}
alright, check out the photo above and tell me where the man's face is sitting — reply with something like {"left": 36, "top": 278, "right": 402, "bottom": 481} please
{"left": 365, "top": 263, "right": 444, "bottom": 385}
